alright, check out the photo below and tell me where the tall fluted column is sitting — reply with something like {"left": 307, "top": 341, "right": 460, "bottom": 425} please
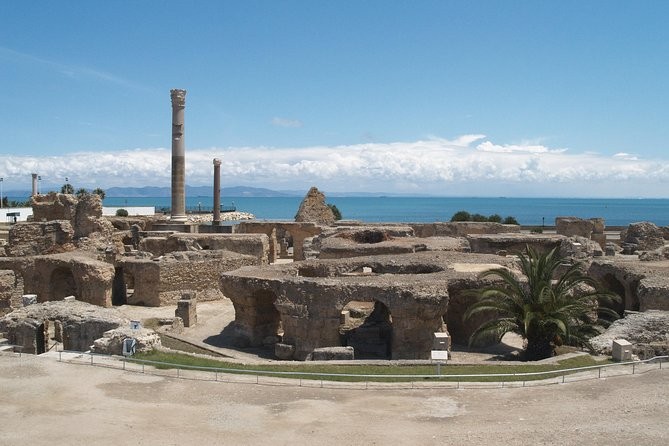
{"left": 213, "top": 158, "right": 222, "bottom": 226}
{"left": 170, "top": 89, "right": 187, "bottom": 222}
{"left": 31, "top": 173, "right": 38, "bottom": 196}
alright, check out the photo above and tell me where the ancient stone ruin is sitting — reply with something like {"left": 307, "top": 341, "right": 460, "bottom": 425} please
{"left": 2, "top": 180, "right": 669, "bottom": 364}
{"left": 294, "top": 186, "right": 335, "bottom": 225}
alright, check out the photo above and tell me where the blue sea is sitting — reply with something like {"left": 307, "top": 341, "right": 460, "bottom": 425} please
{"left": 93, "top": 196, "right": 669, "bottom": 226}
{"left": 7, "top": 194, "right": 668, "bottom": 226}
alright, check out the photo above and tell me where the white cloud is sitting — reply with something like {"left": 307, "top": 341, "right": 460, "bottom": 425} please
{"left": 271, "top": 117, "right": 303, "bottom": 128}
{"left": 1, "top": 135, "right": 667, "bottom": 197}
{"left": 613, "top": 152, "right": 640, "bottom": 161}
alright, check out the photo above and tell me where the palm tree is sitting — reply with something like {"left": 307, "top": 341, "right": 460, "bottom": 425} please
{"left": 92, "top": 187, "right": 106, "bottom": 199}
{"left": 464, "top": 246, "right": 619, "bottom": 360}
{"left": 61, "top": 183, "right": 74, "bottom": 194}
{"left": 75, "top": 187, "right": 88, "bottom": 198}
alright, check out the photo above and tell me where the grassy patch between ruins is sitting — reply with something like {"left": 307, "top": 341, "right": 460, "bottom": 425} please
{"left": 131, "top": 350, "right": 612, "bottom": 383}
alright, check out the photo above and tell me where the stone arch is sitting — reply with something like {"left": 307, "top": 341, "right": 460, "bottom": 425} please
{"left": 339, "top": 300, "right": 393, "bottom": 359}
{"left": 237, "top": 289, "right": 283, "bottom": 347}
{"left": 600, "top": 273, "right": 638, "bottom": 317}
{"left": 50, "top": 267, "right": 76, "bottom": 300}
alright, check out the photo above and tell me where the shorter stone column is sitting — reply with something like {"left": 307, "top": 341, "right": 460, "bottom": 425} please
{"left": 213, "top": 158, "right": 221, "bottom": 226}
{"left": 31, "top": 173, "right": 38, "bottom": 196}
{"left": 175, "top": 291, "right": 197, "bottom": 327}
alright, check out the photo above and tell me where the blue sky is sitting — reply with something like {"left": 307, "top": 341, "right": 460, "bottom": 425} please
{"left": 2, "top": 1, "right": 669, "bottom": 197}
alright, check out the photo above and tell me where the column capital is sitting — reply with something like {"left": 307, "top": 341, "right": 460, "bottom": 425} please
{"left": 170, "top": 89, "right": 187, "bottom": 107}
{"left": 213, "top": 158, "right": 222, "bottom": 166}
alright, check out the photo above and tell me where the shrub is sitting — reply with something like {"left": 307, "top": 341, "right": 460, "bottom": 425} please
{"left": 503, "top": 216, "right": 519, "bottom": 225}
{"left": 450, "top": 210, "right": 471, "bottom": 222}
{"left": 115, "top": 208, "right": 129, "bottom": 217}
{"left": 488, "top": 214, "right": 502, "bottom": 223}
{"left": 471, "top": 213, "right": 488, "bottom": 222}
{"left": 327, "top": 203, "right": 342, "bottom": 220}
{"left": 531, "top": 227, "right": 543, "bottom": 233}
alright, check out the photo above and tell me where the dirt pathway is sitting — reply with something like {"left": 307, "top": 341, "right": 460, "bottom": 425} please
{"left": 1, "top": 354, "right": 667, "bottom": 445}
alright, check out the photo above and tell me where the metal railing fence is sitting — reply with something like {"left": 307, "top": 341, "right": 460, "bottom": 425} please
{"left": 29, "top": 351, "right": 666, "bottom": 390}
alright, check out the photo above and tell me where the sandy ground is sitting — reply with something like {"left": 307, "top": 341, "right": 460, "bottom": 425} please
{"left": 0, "top": 354, "right": 667, "bottom": 446}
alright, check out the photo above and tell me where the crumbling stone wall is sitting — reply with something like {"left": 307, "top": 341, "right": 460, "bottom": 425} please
{"left": 74, "top": 194, "right": 114, "bottom": 239}
{"left": 31, "top": 192, "right": 78, "bottom": 222}
{"left": 0, "top": 269, "right": 22, "bottom": 316}
{"left": 31, "top": 254, "right": 115, "bottom": 307}
{"left": 555, "top": 217, "right": 607, "bottom": 249}
{"left": 235, "top": 221, "right": 322, "bottom": 261}
{"left": 7, "top": 221, "right": 75, "bottom": 256}
{"left": 621, "top": 222, "right": 666, "bottom": 254}
{"left": 295, "top": 186, "right": 335, "bottom": 225}
{"left": 467, "top": 233, "right": 564, "bottom": 255}
{"left": 220, "top": 252, "right": 515, "bottom": 360}
{"left": 121, "top": 251, "right": 260, "bottom": 306}
{"left": 0, "top": 300, "right": 126, "bottom": 354}
{"left": 410, "top": 222, "right": 520, "bottom": 238}
{"left": 136, "top": 233, "right": 270, "bottom": 264}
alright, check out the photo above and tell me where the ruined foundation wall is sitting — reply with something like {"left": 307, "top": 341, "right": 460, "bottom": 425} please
{"left": 410, "top": 222, "right": 520, "bottom": 238}
{"left": 31, "top": 192, "right": 78, "bottom": 222}
{"left": 157, "top": 254, "right": 259, "bottom": 305}
{"left": 31, "top": 255, "right": 114, "bottom": 307}
{"left": 164, "top": 234, "right": 270, "bottom": 264}
{"left": 7, "top": 221, "right": 75, "bottom": 256}
{"left": 0, "top": 270, "right": 22, "bottom": 316}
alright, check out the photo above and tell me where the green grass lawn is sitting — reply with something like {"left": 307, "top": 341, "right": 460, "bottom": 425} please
{"left": 132, "top": 350, "right": 612, "bottom": 383}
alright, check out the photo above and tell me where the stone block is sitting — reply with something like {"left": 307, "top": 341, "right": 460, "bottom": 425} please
{"left": 555, "top": 217, "right": 594, "bottom": 238}
{"left": 591, "top": 233, "right": 607, "bottom": 250}
{"left": 275, "top": 342, "right": 296, "bottom": 360}
{"left": 433, "top": 332, "right": 451, "bottom": 350}
{"left": 22, "top": 294, "right": 37, "bottom": 306}
{"left": 590, "top": 218, "right": 606, "bottom": 234}
{"left": 309, "top": 346, "right": 355, "bottom": 361}
{"left": 612, "top": 339, "right": 633, "bottom": 361}
{"left": 176, "top": 293, "right": 197, "bottom": 327}
{"left": 340, "top": 310, "right": 350, "bottom": 325}
{"left": 605, "top": 243, "right": 617, "bottom": 256}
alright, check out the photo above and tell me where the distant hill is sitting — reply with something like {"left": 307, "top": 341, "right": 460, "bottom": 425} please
{"left": 105, "top": 185, "right": 299, "bottom": 198}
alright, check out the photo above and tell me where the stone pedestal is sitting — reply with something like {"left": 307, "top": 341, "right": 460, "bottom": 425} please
{"left": 175, "top": 291, "right": 197, "bottom": 327}
{"left": 612, "top": 339, "right": 633, "bottom": 361}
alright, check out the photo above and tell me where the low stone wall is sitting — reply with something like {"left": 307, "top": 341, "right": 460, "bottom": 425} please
{"left": 137, "top": 233, "right": 269, "bottom": 264}
{"left": 410, "top": 222, "right": 520, "bottom": 238}
{"left": 467, "top": 233, "right": 564, "bottom": 255}
{"left": 7, "top": 221, "right": 75, "bottom": 257}
{"left": 235, "top": 221, "right": 322, "bottom": 261}
{"left": 121, "top": 251, "right": 260, "bottom": 306}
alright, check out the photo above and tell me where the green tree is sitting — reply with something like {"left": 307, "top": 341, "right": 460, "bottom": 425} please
{"left": 464, "top": 246, "right": 619, "bottom": 360}
{"left": 115, "top": 208, "right": 129, "bottom": 217}
{"left": 61, "top": 183, "right": 74, "bottom": 194}
{"left": 503, "top": 216, "right": 519, "bottom": 225}
{"left": 327, "top": 203, "right": 342, "bottom": 220}
{"left": 75, "top": 188, "right": 88, "bottom": 198}
{"left": 488, "top": 214, "right": 502, "bottom": 223}
{"left": 450, "top": 210, "right": 471, "bottom": 222}
{"left": 92, "top": 187, "right": 106, "bottom": 199}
